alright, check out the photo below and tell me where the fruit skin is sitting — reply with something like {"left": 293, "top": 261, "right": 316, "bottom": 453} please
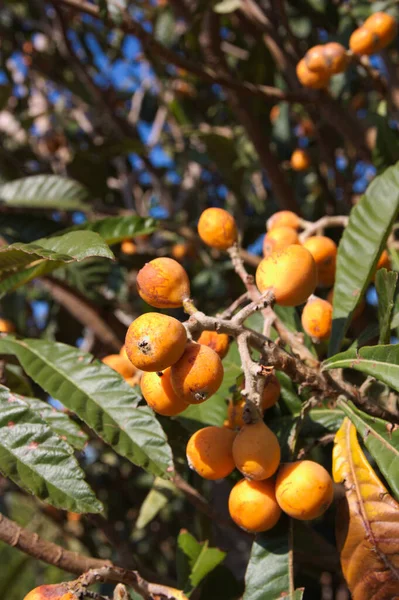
{"left": 226, "top": 375, "right": 281, "bottom": 429}
{"left": 304, "top": 45, "right": 328, "bottom": 73}
{"left": 296, "top": 58, "right": 330, "bottom": 89}
{"left": 228, "top": 478, "right": 282, "bottom": 533}
{"left": 197, "top": 330, "right": 230, "bottom": 359}
{"left": 267, "top": 210, "right": 300, "bottom": 232}
{"left": 262, "top": 226, "right": 299, "bottom": 257}
{"left": 141, "top": 368, "right": 188, "bottom": 416}
{"left": 323, "top": 42, "right": 348, "bottom": 75}
{"left": 349, "top": 27, "right": 376, "bottom": 55}
{"left": 0, "top": 318, "right": 15, "bottom": 333}
{"left": 121, "top": 240, "right": 137, "bottom": 255}
{"left": 186, "top": 426, "right": 236, "bottom": 480}
{"left": 171, "top": 342, "right": 224, "bottom": 404}
{"left": 23, "top": 584, "right": 76, "bottom": 600}
{"left": 364, "top": 12, "right": 397, "bottom": 50}
{"left": 232, "top": 420, "right": 281, "bottom": 480}
{"left": 125, "top": 313, "right": 187, "bottom": 372}
{"left": 171, "top": 242, "right": 196, "bottom": 261}
{"left": 256, "top": 245, "right": 318, "bottom": 307}
{"left": 303, "top": 235, "right": 337, "bottom": 287}
{"left": 102, "top": 354, "right": 137, "bottom": 378}
{"left": 301, "top": 296, "right": 333, "bottom": 341}
{"left": 376, "top": 248, "right": 391, "bottom": 271}
{"left": 291, "top": 149, "right": 311, "bottom": 171}
{"left": 136, "top": 257, "right": 190, "bottom": 309}
{"left": 197, "top": 207, "right": 238, "bottom": 250}
{"left": 275, "top": 460, "right": 334, "bottom": 520}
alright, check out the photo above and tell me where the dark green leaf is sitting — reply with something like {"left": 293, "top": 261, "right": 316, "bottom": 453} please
{"left": 0, "top": 175, "right": 90, "bottom": 210}
{"left": 329, "top": 162, "right": 399, "bottom": 355}
{"left": 67, "top": 215, "right": 158, "bottom": 245}
{"left": 0, "top": 337, "right": 174, "bottom": 478}
{"left": 337, "top": 399, "right": 399, "bottom": 502}
{"left": 375, "top": 268, "right": 398, "bottom": 344}
{"left": 0, "top": 386, "right": 102, "bottom": 512}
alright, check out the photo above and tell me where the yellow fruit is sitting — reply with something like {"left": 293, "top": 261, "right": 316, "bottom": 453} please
{"left": 171, "top": 342, "right": 224, "bottom": 404}
{"left": 364, "top": 12, "right": 397, "bottom": 51}
{"left": 0, "top": 318, "right": 15, "bottom": 333}
{"left": 125, "top": 313, "right": 187, "bottom": 372}
{"left": 275, "top": 460, "right": 334, "bottom": 520}
{"left": 186, "top": 426, "right": 236, "bottom": 479}
{"left": 171, "top": 242, "right": 196, "bottom": 261}
{"left": 23, "top": 584, "right": 76, "bottom": 600}
{"left": 140, "top": 368, "right": 188, "bottom": 416}
{"left": 303, "top": 235, "right": 337, "bottom": 287}
{"left": 304, "top": 45, "right": 328, "bottom": 73}
{"left": 291, "top": 149, "right": 311, "bottom": 171}
{"left": 228, "top": 478, "right": 282, "bottom": 533}
{"left": 323, "top": 42, "right": 348, "bottom": 75}
{"left": 121, "top": 240, "right": 137, "bottom": 255}
{"left": 263, "top": 226, "right": 299, "bottom": 257}
{"left": 197, "top": 207, "right": 238, "bottom": 250}
{"left": 267, "top": 210, "right": 300, "bottom": 232}
{"left": 296, "top": 58, "right": 330, "bottom": 89}
{"left": 301, "top": 297, "right": 333, "bottom": 341}
{"left": 349, "top": 27, "right": 376, "bottom": 55}
{"left": 136, "top": 257, "right": 190, "bottom": 309}
{"left": 102, "top": 354, "right": 136, "bottom": 378}
{"left": 197, "top": 330, "right": 230, "bottom": 359}
{"left": 232, "top": 420, "right": 281, "bottom": 480}
{"left": 256, "top": 245, "right": 318, "bottom": 306}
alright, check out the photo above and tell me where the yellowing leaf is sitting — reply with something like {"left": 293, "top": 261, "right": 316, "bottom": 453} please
{"left": 333, "top": 418, "right": 399, "bottom": 600}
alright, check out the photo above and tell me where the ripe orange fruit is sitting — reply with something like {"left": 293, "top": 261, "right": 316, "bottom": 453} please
{"left": 304, "top": 45, "right": 328, "bottom": 73}
{"left": 323, "top": 42, "right": 348, "bottom": 75}
{"left": 119, "top": 345, "right": 128, "bottom": 360}
{"left": 291, "top": 149, "right": 311, "bottom": 171}
{"left": 186, "top": 426, "right": 236, "bottom": 479}
{"left": 121, "top": 240, "right": 137, "bottom": 255}
{"left": 232, "top": 420, "right": 281, "bottom": 480}
{"left": 256, "top": 245, "right": 318, "bottom": 306}
{"left": 140, "top": 368, "right": 188, "bottom": 416}
{"left": 226, "top": 374, "right": 281, "bottom": 429}
{"left": 0, "top": 318, "right": 15, "bottom": 333}
{"left": 349, "top": 27, "right": 376, "bottom": 55}
{"left": 23, "top": 584, "right": 76, "bottom": 600}
{"left": 296, "top": 58, "right": 330, "bottom": 89}
{"left": 171, "top": 342, "right": 224, "bottom": 404}
{"left": 267, "top": 210, "right": 300, "bottom": 232}
{"left": 261, "top": 373, "right": 281, "bottom": 409}
{"left": 301, "top": 296, "right": 333, "bottom": 341}
{"left": 364, "top": 12, "right": 397, "bottom": 50}
{"left": 125, "top": 313, "right": 187, "bottom": 372}
{"left": 197, "top": 330, "right": 230, "bottom": 359}
{"left": 171, "top": 242, "right": 196, "bottom": 261}
{"left": 270, "top": 104, "right": 280, "bottom": 123}
{"left": 262, "top": 226, "right": 299, "bottom": 257}
{"left": 275, "top": 460, "right": 334, "bottom": 520}
{"left": 303, "top": 235, "right": 337, "bottom": 287}
{"left": 376, "top": 248, "right": 391, "bottom": 271}
{"left": 197, "top": 207, "right": 238, "bottom": 250}
{"left": 228, "top": 478, "right": 282, "bottom": 533}
{"left": 102, "top": 354, "right": 137, "bottom": 378}
{"left": 136, "top": 257, "right": 190, "bottom": 309}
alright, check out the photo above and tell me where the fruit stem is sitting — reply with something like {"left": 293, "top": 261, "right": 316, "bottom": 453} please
{"left": 182, "top": 297, "right": 199, "bottom": 315}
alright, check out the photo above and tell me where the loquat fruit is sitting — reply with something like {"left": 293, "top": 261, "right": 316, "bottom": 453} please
{"left": 267, "top": 210, "right": 300, "bottom": 232}
{"left": 323, "top": 42, "right": 349, "bottom": 75}
{"left": 301, "top": 296, "right": 333, "bottom": 341}
{"left": 121, "top": 240, "right": 137, "bottom": 255}
{"left": 197, "top": 207, "right": 238, "bottom": 250}
{"left": 256, "top": 245, "right": 318, "bottom": 307}
{"left": 232, "top": 420, "right": 281, "bottom": 480}
{"left": 171, "top": 242, "right": 196, "bottom": 261}
{"left": 141, "top": 368, "right": 188, "bottom": 416}
{"left": 349, "top": 26, "right": 376, "bottom": 55}
{"left": 296, "top": 58, "right": 330, "bottom": 89}
{"left": 376, "top": 248, "right": 391, "bottom": 271}
{"left": 275, "top": 460, "right": 334, "bottom": 520}
{"left": 262, "top": 226, "right": 299, "bottom": 257}
{"left": 125, "top": 313, "right": 187, "bottom": 372}
{"left": 363, "top": 12, "right": 397, "bottom": 51}
{"left": 186, "top": 426, "right": 236, "bottom": 480}
{"left": 197, "top": 330, "right": 230, "bottom": 359}
{"left": 269, "top": 104, "right": 280, "bottom": 123}
{"left": 228, "top": 478, "right": 281, "bottom": 533}
{"left": 102, "top": 354, "right": 137, "bottom": 378}
{"left": 119, "top": 345, "right": 129, "bottom": 360}
{"left": 291, "top": 149, "right": 311, "bottom": 172}
{"left": 171, "top": 341, "right": 224, "bottom": 404}
{"left": 0, "top": 318, "right": 15, "bottom": 333}
{"left": 23, "top": 584, "right": 76, "bottom": 600}
{"left": 304, "top": 45, "right": 328, "bottom": 73}
{"left": 226, "top": 374, "right": 281, "bottom": 429}
{"left": 137, "top": 257, "right": 190, "bottom": 309}
{"left": 303, "top": 235, "right": 337, "bottom": 287}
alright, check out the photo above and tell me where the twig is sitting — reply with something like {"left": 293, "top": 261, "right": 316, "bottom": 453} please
{"left": 287, "top": 396, "right": 319, "bottom": 458}
{"left": 217, "top": 292, "right": 251, "bottom": 320}
{"left": 299, "top": 215, "right": 349, "bottom": 242}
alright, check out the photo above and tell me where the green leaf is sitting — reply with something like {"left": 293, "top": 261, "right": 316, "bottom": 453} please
{"left": 135, "top": 477, "right": 179, "bottom": 530}
{"left": 243, "top": 521, "right": 291, "bottom": 600}
{"left": 22, "top": 396, "right": 88, "bottom": 451}
{"left": 177, "top": 531, "right": 226, "bottom": 596}
{"left": 375, "top": 268, "right": 398, "bottom": 344}
{"left": 68, "top": 215, "right": 158, "bottom": 245}
{"left": 371, "top": 111, "right": 399, "bottom": 173}
{"left": 0, "top": 337, "right": 174, "bottom": 478}
{"left": 338, "top": 399, "right": 399, "bottom": 502}
{"left": 4, "top": 364, "right": 33, "bottom": 396}
{"left": 0, "top": 386, "right": 102, "bottom": 513}
{"left": 329, "top": 162, "right": 399, "bottom": 355}
{"left": 273, "top": 305, "right": 316, "bottom": 356}
{"left": 214, "top": 0, "right": 242, "bottom": 13}
{"left": 323, "top": 344, "right": 399, "bottom": 392}
{"left": 0, "top": 175, "right": 90, "bottom": 210}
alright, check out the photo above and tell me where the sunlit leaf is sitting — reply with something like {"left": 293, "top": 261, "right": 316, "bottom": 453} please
{"left": 0, "top": 175, "right": 90, "bottom": 210}
{"left": 177, "top": 530, "right": 226, "bottom": 596}
{"left": 375, "top": 268, "right": 398, "bottom": 344}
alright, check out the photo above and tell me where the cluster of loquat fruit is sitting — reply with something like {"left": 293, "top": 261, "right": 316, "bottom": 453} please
{"left": 297, "top": 11, "right": 397, "bottom": 90}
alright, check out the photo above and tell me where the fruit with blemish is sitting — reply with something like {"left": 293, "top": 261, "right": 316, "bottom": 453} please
{"left": 197, "top": 330, "right": 230, "bottom": 359}
{"left": 137, "top": 257, "right": 190, "bottom": 309}
{"left": 171, "top": 342, "right": 224, "bottom": 404}
{"left": 141, "top": 368, "right": 188, "bottom": 416}
{"left": 23, "top": 584, "right": 76, "bottom": 600}
{"left": 301, "top": 296, "right": 333, "bottom": 341}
